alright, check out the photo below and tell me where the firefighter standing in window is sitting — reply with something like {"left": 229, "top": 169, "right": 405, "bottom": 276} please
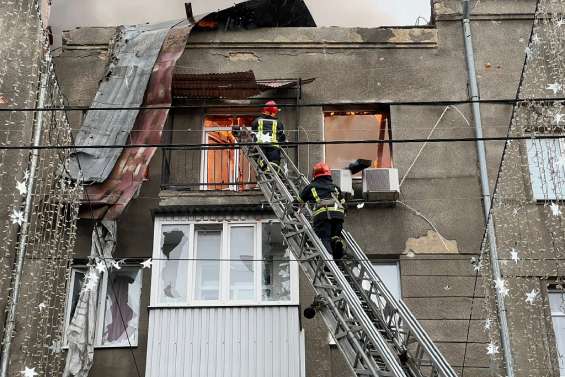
{"left": 299, "top": 162, "right": 346, "bottom": 260}
{"left": 251, "top": 100, "right": 286, "bottom": 172}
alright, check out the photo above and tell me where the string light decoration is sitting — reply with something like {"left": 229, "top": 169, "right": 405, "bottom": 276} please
{"left": 0, "top": 0, "right": 82, "bottom": 376}
{"left": 474, "top": 1, "right": 565, "bottom": 375}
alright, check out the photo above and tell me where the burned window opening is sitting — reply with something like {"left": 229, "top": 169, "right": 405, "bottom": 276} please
{"left": 202, "top": 115, "right": 257, "bottom": 191}
{"left": 323, "top": 109, "right": 393, "bottom": 174}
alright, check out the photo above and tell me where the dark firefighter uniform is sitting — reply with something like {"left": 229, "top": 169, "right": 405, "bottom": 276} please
{"left": 299, "top": 166, "right": 346, "bottom": 259}
{"left": 250, "top": 114, "right": 286, "bottom": 170}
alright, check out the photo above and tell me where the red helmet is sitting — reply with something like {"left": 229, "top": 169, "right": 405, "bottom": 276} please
{"left": 262, "top": 100, "right": 279, "bottom": 115}
{"left": 312, "top": 162, "right": 331, "bottom": 179}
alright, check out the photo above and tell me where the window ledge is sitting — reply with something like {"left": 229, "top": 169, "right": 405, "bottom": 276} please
{"left": 63, "top": 344, "right": 138, "bottom": 350}
{"left": 148, "top": 303, "right": 299, "bottom": 310}
{"left": 157, "top": 190, "right": 267, "bottom": 209}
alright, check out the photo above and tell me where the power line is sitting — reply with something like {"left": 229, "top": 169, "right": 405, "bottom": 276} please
{"left": 1, "top": 96, "right": 565, "bottom": 112}
{"left": 0, "top": 134, "right": 563, "bottom": 150}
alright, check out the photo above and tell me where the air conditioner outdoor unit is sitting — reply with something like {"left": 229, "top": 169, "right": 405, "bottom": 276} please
{"left": 362, "top": 168, "right": 400, "bottom": 202}
{"left": 331, "top": 169, "right": 353, "bottom": 197}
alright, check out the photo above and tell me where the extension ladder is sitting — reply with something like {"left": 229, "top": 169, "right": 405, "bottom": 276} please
{"left": 242, "top": 142, "right": 458, "bottom": 377}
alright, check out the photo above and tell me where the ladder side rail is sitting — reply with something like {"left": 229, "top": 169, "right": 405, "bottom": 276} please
{"left": 246, "top": 145, "right": 408, "bottom": 377}
{"left": 275, "top": 147, "right": 457, "bottom": 377}
{"left": 251, "top": 162, "right": 394, "bottom": 377}
{"left": 344, "top": 232, "right": 458, "bottom": 377}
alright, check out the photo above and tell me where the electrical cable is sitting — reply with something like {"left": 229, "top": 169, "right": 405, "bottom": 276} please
{"left": 1, "top": 95, "right": 565, "bottom": 112}
{"left": 0, "top": 133, "right": 565, "bottom": 151}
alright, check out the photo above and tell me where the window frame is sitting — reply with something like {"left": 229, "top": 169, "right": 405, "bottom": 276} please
{"left": 321, "top": 108, "right": 393, "bottom": 174}
{"left": 526, "top": 138, "right": 565, "bottom": 201}
{"left": 63, "top": 264, "right": 142, "bottom": 349}
{"left": 549, "top": 290, "right": 565, "bottom": 376}
{"left": 199, "top": 114, "right": 256, "bottom": 191}
{"left": 200, "top": 125, "right": 242, "bottom": 191}
{"left": 151, "top": 218, "right": 299, "bottom": 308}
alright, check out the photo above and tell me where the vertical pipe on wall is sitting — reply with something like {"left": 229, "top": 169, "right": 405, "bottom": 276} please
{"left": 461, "top": 1, "right": 515, "bottom": 376}
{"left": 0, "top": 50, "right": 50, "bottom": 377}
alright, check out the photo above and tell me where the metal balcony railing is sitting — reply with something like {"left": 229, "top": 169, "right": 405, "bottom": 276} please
{"left": 161, "top": 145, "right": 297, "bottom": 191}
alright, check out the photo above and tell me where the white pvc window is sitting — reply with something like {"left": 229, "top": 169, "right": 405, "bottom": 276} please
{"left": 194, "top": 225, "right": 222, "bottom": 301}
{"left": 151, "top": 219, "right": 299, "bottom": 307}
{"left": 331, "top": 261, "right": 401, "bottom": 345}
{"left": 549, "top": 292, "right": 565, "bottom": 376}
{"left": 371, "top": 262, "right": 402, "bottom": 299}
{"left": 229, "top": 226, "right": 256, "bottom": 301}
{"left": 64, "top": 266, "right": 142, "bottom": 348}
{"left": 527, "top": 139, "right": 565, "bottom": 200}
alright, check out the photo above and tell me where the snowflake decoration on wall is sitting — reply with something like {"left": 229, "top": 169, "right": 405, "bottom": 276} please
{"left": 20, "top": 367, "right": 38, "bottom": 377}
{"left": 140, "top": 258, "right": 152, "bottom": 269}
{"left": 525, "top": 289, "right": 540, "bottom": 305}
{"left": 546, "top": 82, "right": 563, "bottom": 94}
{"left": 486, "top": 342, "right": 499, "bottom": 355}
{"left": 510, "top": 248, "right": 520, "bottom": 264}
{"left": 10, "top": 209, "right": 25, "bottom": 226}
{"left": 15, "top": 180, "right": 27, "bottom": 196}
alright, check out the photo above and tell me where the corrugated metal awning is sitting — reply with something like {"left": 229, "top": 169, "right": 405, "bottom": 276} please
{"left": 172, "top": 71, "right": 315, "bottom": 100}
{"left": 172, "top": 71, "right": 261, "bottom": 99}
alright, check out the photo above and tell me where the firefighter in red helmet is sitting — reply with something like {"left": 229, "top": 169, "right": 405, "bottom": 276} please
{"left": 251, "top": 100, "right": 286, "bottom": 171}
{"left": 299, "top": 162, "right": 346, "bottom": 260}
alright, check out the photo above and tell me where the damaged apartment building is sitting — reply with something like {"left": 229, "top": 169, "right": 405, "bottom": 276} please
{"left": 3, "top": 0, "right": 565, "bottom": 376}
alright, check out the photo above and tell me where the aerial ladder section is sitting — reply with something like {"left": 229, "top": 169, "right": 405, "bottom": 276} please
{"left": 240, "top": 138, "right": 459, "bottom": 377}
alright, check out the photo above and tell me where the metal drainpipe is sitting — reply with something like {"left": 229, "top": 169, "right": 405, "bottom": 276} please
{"left": 0, "top": 51, "right": 50, "bottom": 377}
{"left": 461, "top": 1, "right": 515, "bottom": 376}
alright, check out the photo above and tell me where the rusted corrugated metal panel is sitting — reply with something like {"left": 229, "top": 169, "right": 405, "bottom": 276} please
{"left": 145, "top": 307, "right": 302, "bottom": 377}
{"left": 69, "top": 20, "right": 182, "bottom": 183}
{"left": 172, "top": 71, "right": 260, "bottom": 99}
{"left": 81, "top": 20, "right": 196, "bottom": 219}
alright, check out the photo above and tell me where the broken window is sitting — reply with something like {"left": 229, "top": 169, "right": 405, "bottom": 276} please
{"left": 101, "top": 268, "right": 142, "bottom": 347}
{"left": 64, "top": 268, "right": 88, "bottom": 344}
{"left": 202, "top": 115, "right": 256, "bottom": 191}
{"left": 153, "top": 219, "right": 298, "bottom": 306}
{"left": 323, "top": 110, "right": 392, "bottom": 173}
{"left": 64, "top": 265, "right": 142, "bottom": 348}
{"left": 194, "top": 225, "right": 222, "bottom": 301}
{"left": 158, "top": 225, "right": 189, "bottom": 304}
{"left": 261, "top": 222, "right": 291, "bottom": 301}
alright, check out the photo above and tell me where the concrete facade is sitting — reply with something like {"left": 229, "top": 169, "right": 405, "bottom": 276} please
{"left": 43, "top": 0, "right": 565, "bottom": 376}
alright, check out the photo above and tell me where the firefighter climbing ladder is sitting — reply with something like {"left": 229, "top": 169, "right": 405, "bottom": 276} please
{"left": 242, "top": 143, "right": 458, "bottom": 377}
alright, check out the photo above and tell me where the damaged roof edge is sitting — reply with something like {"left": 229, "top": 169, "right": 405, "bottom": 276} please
{"left": 194, "top": 0, "right": 316, "bottom": 30}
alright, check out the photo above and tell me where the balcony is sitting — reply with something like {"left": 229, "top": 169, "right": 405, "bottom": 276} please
{"left": 161, "top": 145, "right": 298, "bottom": 192}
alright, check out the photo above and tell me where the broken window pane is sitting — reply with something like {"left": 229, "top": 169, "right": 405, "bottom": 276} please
{"left": 159, "top": 225, "right": 189, "bottom": 304}
{"left": 101, "top": 268, "right": 142, "bottom": 347}
{"left": 194, "top": 225, "right": 222, "bottom": 301}
{"left": 65, "top": 268, "right": 87, "bottom": 343}
{"left": 324, "top": 112, "right": 392, "bottom": 173}
{"left": 262, "top": 222, "right": 291, "bottom": 301}
{"left": 229, "top": 226, "right": 255, "bottom": 300}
